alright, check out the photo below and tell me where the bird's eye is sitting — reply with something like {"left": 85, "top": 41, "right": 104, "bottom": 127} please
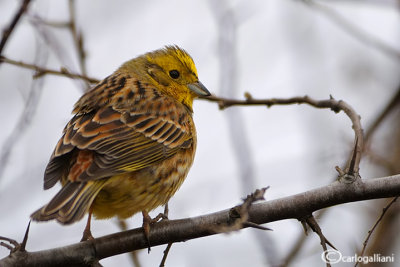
{"left": 169, "top": 70, "right": 180, "bottom": 79}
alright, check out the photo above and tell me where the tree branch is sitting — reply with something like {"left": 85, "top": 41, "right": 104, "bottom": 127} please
{"left": 201, "top": 94, "right": 363, "bottom": 177}
{"left": 1, "top": 174, "right": 399, "bottom": 266}
{"left": 0, "top": 56, "right": 99, "bottom": 83}
{"left": 0, "top": 43, "right": 49, "bottom": 181}
{"left": 68, "top": 0, "right": 87, "bottom": 76}
{"left": 304, "top": 216, "right": 332, "bottom": 267}
{"left": 0, "top": 0, "right": 32, "bottom": 56}
{"left": 355, "top": 197, "right": 398, "bottom": 267}
{"left": 301, "top": 0, "right": 400, "bottom": 61}
{"left": 364, "top": 86, "right": 400, "bottom": 144}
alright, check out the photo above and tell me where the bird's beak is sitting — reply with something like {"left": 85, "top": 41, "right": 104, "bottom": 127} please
{"left": 188, "top": 81, "right": 211, "bottom": 96}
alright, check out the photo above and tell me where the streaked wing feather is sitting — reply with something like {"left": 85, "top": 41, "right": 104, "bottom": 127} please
{"left": 31, "top": 180, "right": 106, "bottom": 224}
{"left": 43, "top": 73, "right": 193, "bottom": 186}
{"left": 42, "top": 182, "right": 82, "bottom": 214}
{"left": 58, "top": 180, "right": 106, "bottom": 223}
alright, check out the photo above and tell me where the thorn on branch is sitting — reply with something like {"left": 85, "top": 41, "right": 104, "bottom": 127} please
{"left": 336, "top": 137, "right": 362, "bottom": 184}
{"left": 300, "top": 215, "right": 337, "bottom": 267}
{"left": 244, "top": 91, "right": 253, "bottom": 100}
{"left": 337, "top": 170, "right": 358, "bottom": 184}
{"left": 302, "top": 215, "right": 337, "bottom": 250}
{"left": 327, "top": 95, "right": 340, "bottom": 113}
{"left": 213, "top": 187, "right": 271, "bottom": 233}
{"left": 237, "top": 187, "right": 269, "bottom": 216}
{"left": 300, "top": 220, "right": 308, "bottom": 235}
{"left": 242, "top": 221, "right": 272, "bottom": 231}
{"left": 20, "top": 220, "right": 31, "bottom": 252}
{"left": 335, "top": 166, "right": 345, "bottom": 178}
{"left": 0, "top": 220, "right": 31, "bottom": 254}
{"left": 345, "top": 136, "right": 361, "bottom": 179}
{"left": 241, "top": 187, "right": 268, "bottom": 205}
{"left": 32, "top": 70, "right": 47, "bottom": 79}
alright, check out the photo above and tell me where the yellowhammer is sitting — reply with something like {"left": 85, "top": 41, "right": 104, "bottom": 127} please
{"left": 31, "top": 45, "right": 210, "bottom": 241}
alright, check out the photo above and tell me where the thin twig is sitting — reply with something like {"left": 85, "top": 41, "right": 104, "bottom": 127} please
{"left": 0, "top": 236, "right": 19, "bottom": 253}
{"left": 158, "top": 203, "right": 173, "bottom": 267}
{"left": 305, "top": 216, "right": 334, "bottom": 267}
{"left": 354, "top": 197, "right": 398, "bottom": 267}
{"left": 0, "top": 0, "right": 32, "bottom": 56}
{"left": 159, "top": 243, "right": 173, "bottom": 267}
{"left": 364, "top": 86, "right": 400, "bottom": 144}
{"left": 279, "top": 90, "right": 370, "bottom": 265}
{"left": 0, "top": 242, "right": 14, "bottom": 251}
{"left": 34, "top": 20, "right": 71, "bottom": 28}
{"left": 202, "top": 94, "right": 363, "bottom": 177}
{"left": 0, "top": 43, "right": 48, "bottom": 180}
{"left": 0, "top": 56, "right": 99, "bottom": 83}
{"left": 28, "top": 13, "right": 94, "bottom": 92}
{"left": 367, "top": 152, "right": 398, "bottom": 174}
{"left": 301, "top": 0, "right": 400, "bottom": 60}
{"left": 305, "top": 216, "right": 336, "bottom": 250}
{"left": 281, "top": 209, "right": 330, "bottom": 266}
{"left": 68, "top": 0, "right": 89, "bottom": 89}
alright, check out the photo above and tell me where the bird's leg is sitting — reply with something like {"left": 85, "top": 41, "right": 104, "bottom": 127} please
{"left": 153, "top": 210, "right": 169, "bottom": 222}
{"left": 152, "top": 202, "right": 170, "bottom": 221}
{"left": 162, "top": 202, "right": 169, "bottom": 220}
{"left": 81, "top": 209, "right": 94, "bottom": 241}
{"left": 142, "top": 204, "right": 170, "bottom": 252}
{"left": 142, "top": 211, "right": 153, "bottom": 252}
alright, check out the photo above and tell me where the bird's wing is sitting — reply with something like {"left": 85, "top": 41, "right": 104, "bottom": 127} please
{"left": 44, "top": 73, "right": 194, "bottom": 189}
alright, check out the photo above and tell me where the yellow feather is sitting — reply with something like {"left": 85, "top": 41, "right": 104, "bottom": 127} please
{"left": 32, "top": 46, "right": 210, "bottom": 233}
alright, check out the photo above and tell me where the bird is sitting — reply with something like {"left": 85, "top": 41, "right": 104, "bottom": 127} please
{"left": 31, "top": 45, "right": 210, "bottom": 242}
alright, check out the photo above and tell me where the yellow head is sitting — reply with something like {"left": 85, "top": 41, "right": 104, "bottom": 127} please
{"left": 120, "top": 45, "right": 210, "bottom": 110}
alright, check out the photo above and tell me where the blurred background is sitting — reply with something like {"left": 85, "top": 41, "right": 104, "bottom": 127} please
{"left": 0, "top": 0, "right": 399, "bottom": 266}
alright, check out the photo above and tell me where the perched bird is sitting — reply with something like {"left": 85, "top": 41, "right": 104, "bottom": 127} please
{"left": 31, "top": 45, "right": 210, "bottom": 241}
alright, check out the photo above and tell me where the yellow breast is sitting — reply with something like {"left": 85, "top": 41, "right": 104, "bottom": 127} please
{"left": 91, "top": 135, "right": 196, "bottom": 219}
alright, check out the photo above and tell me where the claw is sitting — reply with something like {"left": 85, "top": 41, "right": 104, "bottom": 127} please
{"left": 142, "top": 209, "right": 169, "bottom": 252}
{"left": 142, "top": 211, "right": 152, "bottom": 252}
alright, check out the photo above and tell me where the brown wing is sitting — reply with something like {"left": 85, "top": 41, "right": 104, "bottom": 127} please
{"left": 44, "top": 73, "right": 194, "bottom": 189}
{"left": 31, "top": 179, "right": 107, "bottom": 223}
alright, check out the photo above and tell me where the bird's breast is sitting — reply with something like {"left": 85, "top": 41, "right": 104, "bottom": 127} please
{"left": 91, "top": 143, "right": 196, "bottom": 219}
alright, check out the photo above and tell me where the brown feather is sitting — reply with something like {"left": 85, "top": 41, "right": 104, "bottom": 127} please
{"left": 33, "top": 46, "right": 208, "bottom": 225}
{"left": 43, "top": 74, "right": 193, "bottom": 187}
{"left": 32, "top": 180, "right": 107, "bottom": 224}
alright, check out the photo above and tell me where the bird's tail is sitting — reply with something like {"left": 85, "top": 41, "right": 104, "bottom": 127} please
{"left": 31, "top": 180, "right": 107, "bottom": 224}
